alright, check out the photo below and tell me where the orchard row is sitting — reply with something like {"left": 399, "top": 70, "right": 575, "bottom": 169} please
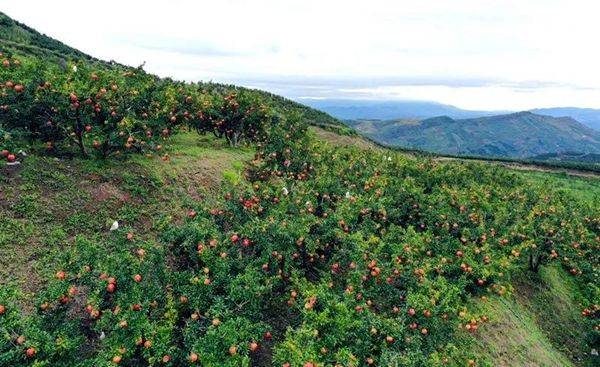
{"left": 0, "top": 52, "right": 272, "bottom": 160}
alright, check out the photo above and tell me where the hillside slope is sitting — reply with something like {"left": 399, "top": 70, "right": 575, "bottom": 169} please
{"left": 1, "top": 13, "right": 598, "bottom": 367}
{"left": 348, "top": 112, "right": 600, "bottom": 158}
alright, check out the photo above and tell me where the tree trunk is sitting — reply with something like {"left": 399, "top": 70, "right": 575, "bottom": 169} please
{"left": 528, "top": 250, "right": 541, "bottom": 272}
{"left": 74, "top": 110, "right": 87, "bottom": 157}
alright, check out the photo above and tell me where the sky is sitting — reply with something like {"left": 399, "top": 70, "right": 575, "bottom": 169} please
{"left": 2, "top": 0, "right": 600, "bottom": 110}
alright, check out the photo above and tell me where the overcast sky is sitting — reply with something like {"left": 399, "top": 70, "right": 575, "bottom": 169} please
{"left": 2, "top": 0, "right": 600, "bottom": 110}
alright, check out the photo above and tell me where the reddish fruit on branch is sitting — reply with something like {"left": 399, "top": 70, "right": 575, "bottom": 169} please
{"left": 1, "top": 150, "right": 8, "bottom": 157}
{"left": 229, "top": 345, "right": 237, "bottom": 356}
{"left": 231, "top": 234, "right": 239, "bottom": 243}
{"left": 26, "top": 347, "right": 36, "bottom": 358}
{"left": 133, "top": 274, "right": 142, "bottom": 282}
{"left": 189, "top": 353, "right": 199, "bottom": 362}
{"left": 13, "top": 84, "right": 24, "bottom": 93}
{"left": 0, "top": 304, "right": 5, "bottom": 314}
{"left": 7, "top": 154, "right": 16, "bottom": 163}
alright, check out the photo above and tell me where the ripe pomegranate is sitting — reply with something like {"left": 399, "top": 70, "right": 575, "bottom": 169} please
{"left": 13, "top": 84, "right": 24, "bottom": 93}
{"left": 249, "top": 342, "right": 259, "bottom": 352}
{"left": 0, "top": 304, "right": 5, "bottom": 314}
{"left": 26, "top": 347, "right": 36, "bottom": 358}
{"left": 1, "top": 150, "right": 8, "bottom": 157}
{"left": 112, "top": 355, "right": 122, "bottom": 364}
{"left": 189, "top": 353, "right": 199, "bottom": 362}
{"left": 133, "top": 274, "right": 142, "bottom": 282}
{"left": 229, "top": 345, "right": 237, "bottom": 356}
{"left": 231, "top": 234, "right": 239, "bottom": 243}
{"left": 7, "top": 154, "right": 16, "bottom": 163}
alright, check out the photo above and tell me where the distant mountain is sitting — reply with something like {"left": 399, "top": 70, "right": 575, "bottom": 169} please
{"left": 531, "top": 107, "right": 600, "bottom": 131}
{"left": 347, "top": 112, "right": 600, "bottom": 158}
{"left": 301, "top": 99, "right": 505, "bottom": 120}
{"left": 300, "top": 99, "right": 600, "bottom": 132}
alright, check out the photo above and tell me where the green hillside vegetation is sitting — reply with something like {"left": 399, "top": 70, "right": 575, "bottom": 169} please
{"left": 347, "top": 112, "right": 600, "bottom": 160}
{"left": 1, "top": 12, "right": 599, "bottom": 367}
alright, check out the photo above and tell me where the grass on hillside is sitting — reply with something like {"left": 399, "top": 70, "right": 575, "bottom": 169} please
{"left": 467, "top": 265, "right": 591, "bottom": 367}
{"left": 519, "top": 171, "right": 600, "bottom": 203}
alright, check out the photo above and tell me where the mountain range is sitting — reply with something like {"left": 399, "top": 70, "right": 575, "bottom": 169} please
{"left": 346, "top": 112, "right": 600, "bottom": 159}
{"left": 302, "top": 99, "right": 600, "bottom": 131}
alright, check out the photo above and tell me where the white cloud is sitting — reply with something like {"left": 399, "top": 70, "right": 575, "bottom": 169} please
{"left": 2, "top": 0, "right": 600, "bottom": 110}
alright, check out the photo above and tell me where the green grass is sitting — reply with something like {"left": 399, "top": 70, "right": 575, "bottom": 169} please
{"left": 466, "top": 265, "right": 592, "bottom": 367}
{"left": 518, "top": 170, "right": 600, "bottom": 203}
